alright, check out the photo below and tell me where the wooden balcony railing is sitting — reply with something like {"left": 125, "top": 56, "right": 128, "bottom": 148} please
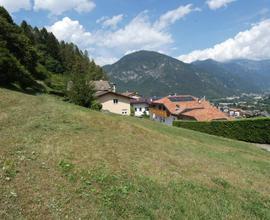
{"left": 149, "top": 108, "right": 169, "bottom": 118}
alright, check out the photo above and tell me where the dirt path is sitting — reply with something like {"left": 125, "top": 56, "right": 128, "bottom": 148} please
{"left": 255, "top": 144, "right": 270, "bottom": 152}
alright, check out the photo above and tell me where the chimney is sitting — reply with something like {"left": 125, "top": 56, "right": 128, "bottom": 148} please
{"left": 112, "top": 84, "right": 116, "bottom": 92}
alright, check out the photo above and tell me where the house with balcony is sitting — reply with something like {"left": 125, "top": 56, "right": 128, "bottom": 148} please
{"left": 150, "top": 95, "right": 228, "bottom": 125}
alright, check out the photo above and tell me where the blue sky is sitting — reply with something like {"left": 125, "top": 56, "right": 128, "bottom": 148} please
{"left": 1, "top": 0, "right": 270, "bottom": 65}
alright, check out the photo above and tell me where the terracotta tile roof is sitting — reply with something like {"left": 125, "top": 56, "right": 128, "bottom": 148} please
{"left": 153, "top": 95, "right": 228, "bottom": 121}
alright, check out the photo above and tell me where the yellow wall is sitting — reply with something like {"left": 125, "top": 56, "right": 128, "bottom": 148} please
{"left": 97, "top": 93, "right": 131, "bottom": 115}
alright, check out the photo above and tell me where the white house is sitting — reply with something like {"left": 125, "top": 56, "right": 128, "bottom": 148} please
{"left": 131, "top": 98, "right": 151, "bottom": 117}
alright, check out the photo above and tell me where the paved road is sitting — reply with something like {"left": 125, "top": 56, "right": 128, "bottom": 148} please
{"left": 255, "top": 144, "right": 270, "bottom": 152}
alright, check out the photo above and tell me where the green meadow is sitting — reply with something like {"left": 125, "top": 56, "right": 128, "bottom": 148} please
{"left": 0, "top": 88, "right": 269, "bottom": 219}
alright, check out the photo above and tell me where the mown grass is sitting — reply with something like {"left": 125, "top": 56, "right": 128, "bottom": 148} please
{"left": 0, "top": 88, "right": 269, "bottom": 219}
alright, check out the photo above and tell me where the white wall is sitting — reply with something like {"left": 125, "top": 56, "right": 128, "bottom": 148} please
{"left": 132, "top": 103, "right": 149, "bottom": 117}
{"left": 150, "top": 113, "right": 176, "bottom": 126}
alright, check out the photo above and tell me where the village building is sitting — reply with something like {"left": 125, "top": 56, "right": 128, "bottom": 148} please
{"left": 122, "top": 91, "right": 141, "bottom": 100}
{"left": 121, "top": 91, "right": 151, "bottom": 117}
{"left": 94, "top": 80, "right": 133, "bottom": 116}
{"left": 228, "top": 108, "right": 246, "bottom": 118}
{"left": 130, "top": 98, "right": 151, "bottom": 117}
{"left": 150, "top": 95, "right": 228, "bottom": 125}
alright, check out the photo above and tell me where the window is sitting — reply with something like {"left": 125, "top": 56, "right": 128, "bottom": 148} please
{"left": 135, "top": 107, "right": 137, "bottom": 111}
{"left": 139, "top": 107, "right": 142, "bottom": 112}
{"left": 122, "top": 109, "right": 128, "bottom": 115}
{"left": 113, "top": 99, "right": 118, "bottom": 104}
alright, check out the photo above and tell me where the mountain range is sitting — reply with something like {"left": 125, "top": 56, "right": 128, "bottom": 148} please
{"left": 103, "top": 51, "right": 270, "bottom": 98}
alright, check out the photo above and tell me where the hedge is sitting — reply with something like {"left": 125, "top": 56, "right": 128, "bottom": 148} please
{"left": 173, "top": 118, "right": 270, "bottom": 144}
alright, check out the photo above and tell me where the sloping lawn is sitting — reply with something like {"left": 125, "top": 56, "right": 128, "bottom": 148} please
{"left": 0, "top": 88, "right": 269, "bottom": 219}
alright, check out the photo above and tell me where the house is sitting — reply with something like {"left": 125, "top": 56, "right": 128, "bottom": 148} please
{"left": 122, "top": 91, "right": 141, "bottom": 100}
{"left": 95, "top": 91, "right": 133, "bottom": 115}
{"left": 149, "top": 95, "right": 228, "bottom": 125}
{"left": 93, "top": 80, "right": 133, "bottom": 116}
{"left": 92, "top": 80, "right": 116, "bottom": 92}
{"left": 131, "top": 98, "right": 151, "bottom": 117}
{"left": 121, "top": 91, "right": 151, "bottom": 117}
{"left": 228, "top": 108, "right": 246, "bottom": 118}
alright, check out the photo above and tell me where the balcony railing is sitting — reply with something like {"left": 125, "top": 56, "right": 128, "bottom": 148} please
{"left": 149, "top": 108, "right": 169, "bottom": 118}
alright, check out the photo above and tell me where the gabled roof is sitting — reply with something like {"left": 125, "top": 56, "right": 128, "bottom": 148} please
{"left": 122, "top": 91, "right": 139, "bottom": 97}
{"left": 152, "top": 95, "right": 228, "bottom": 121}
{"left": 92, "top": 80, "right": 112, "bottom": 91}
{"left": 131, "top": 98, "right": 152, "bottom": 105}
{"left": 181, "top": 107, "right": 228, "bottom": 121}
{"left": 95, "top": 91, "right": 134, "bottom": 99}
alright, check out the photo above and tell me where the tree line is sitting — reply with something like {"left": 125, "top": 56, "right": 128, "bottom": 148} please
{"left": 0, "top": 6, "right": 106, "bottom": 107}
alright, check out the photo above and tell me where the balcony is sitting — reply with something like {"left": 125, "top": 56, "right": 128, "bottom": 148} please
{"left": 149, "top": 108, "right": 169, "bottom": 118}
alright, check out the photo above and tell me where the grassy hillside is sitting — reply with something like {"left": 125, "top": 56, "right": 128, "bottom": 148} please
{"left": 0, "top": 88, "right": 269, "bottom": 219}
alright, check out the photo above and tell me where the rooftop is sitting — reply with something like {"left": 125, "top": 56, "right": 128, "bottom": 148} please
{"left": 153, "top": 95, "right": 228, "bottom": 121}
{"left": 92, "top": 80, "right": 112, "bottom": 91}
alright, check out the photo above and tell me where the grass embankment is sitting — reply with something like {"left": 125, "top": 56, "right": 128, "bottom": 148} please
{"left": 0, "top": 88, "right": 270, "bottom": 219}
{"left": 173, "top": 118, "right": 270, "bottom": 144}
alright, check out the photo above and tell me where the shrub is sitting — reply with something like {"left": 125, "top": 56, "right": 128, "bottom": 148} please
{"left": 66, "top": 72, "right": 95, "bottom": 108}
{"left": 91, "top": 100, "right": 102, "bottom": 111}
{"left": 173, "top": 118, "right": 270, "bottom": 144}
{"left": 130, "top": 106, "right": 135, "bottom": 116}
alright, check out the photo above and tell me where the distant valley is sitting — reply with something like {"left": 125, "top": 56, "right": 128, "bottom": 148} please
{"left": 103, "top": 51, "right": 270, "bottom": 98}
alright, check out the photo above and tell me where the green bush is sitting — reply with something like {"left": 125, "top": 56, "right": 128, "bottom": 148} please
{"left": 66, "top": 72, "right": 95, "bottom": 108}
{"left": 173, "top": 118, "right": 270, "bottom": 144}
{"left": 91, "top": 100, "right": 102, "bottom": 111}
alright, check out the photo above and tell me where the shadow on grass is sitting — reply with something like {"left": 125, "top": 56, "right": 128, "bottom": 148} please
{"left": 0, "top": 84, "right": 40, "bottom": 96}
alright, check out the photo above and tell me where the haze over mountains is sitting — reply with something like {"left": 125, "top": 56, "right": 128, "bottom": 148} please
{"left": 103, "top": 51, "right": 270, "bottom": 98}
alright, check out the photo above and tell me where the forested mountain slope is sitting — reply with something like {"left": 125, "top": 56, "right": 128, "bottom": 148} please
{"left": 0, "top": 6, "right": 105, "bottom": 93}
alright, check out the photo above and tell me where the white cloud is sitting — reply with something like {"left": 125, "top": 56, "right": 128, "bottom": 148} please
{"left": 96, "top": 16, "right": 107, "bottom": 24}
{"left": 0, "top": 0, "right": 31, "bottom": 13}
{"left": 47, "top": 17, "right": 94, "bottom": 49}
{"left": 206, "top": 0, "right": 236, "bottom": 10}
{"left": 99, "top": 14, "right": 124, "bottom": 29}
{"left": 178, "top": 19, "right": 270, "bottom": 63}
{"left": 34, "top": 0, "right": 95, "bottom": 15}
{"left": 154, "top": 4, "right": 200, "bottom": 30}
{"left": 95, "top": 57, "right": 118, "bottom": 66}
{"left": 98, "top": 12, "right": 173, "bottom": 50}
{"left": 48, "top": 5, "right": 199, "bottom": 65}
{"left": 48, "top": 13, "right": 172, "bottom": 65}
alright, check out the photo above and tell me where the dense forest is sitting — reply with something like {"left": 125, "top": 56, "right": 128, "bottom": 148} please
{"left": 0, "top": 6, "right": 106, "bottom": 99}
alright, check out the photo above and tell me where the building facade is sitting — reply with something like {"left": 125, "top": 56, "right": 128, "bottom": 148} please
{"left": 150, "top": 95, "right": 228, "bottom": 125}
{"left": 96, "top": 91, "right": 132, "bottom": 115}
{"left": 92, "top": 80, "right": 133, "bottom": 115}
{"left": 131, "top": 98, "right": 151, "bottom": 117}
